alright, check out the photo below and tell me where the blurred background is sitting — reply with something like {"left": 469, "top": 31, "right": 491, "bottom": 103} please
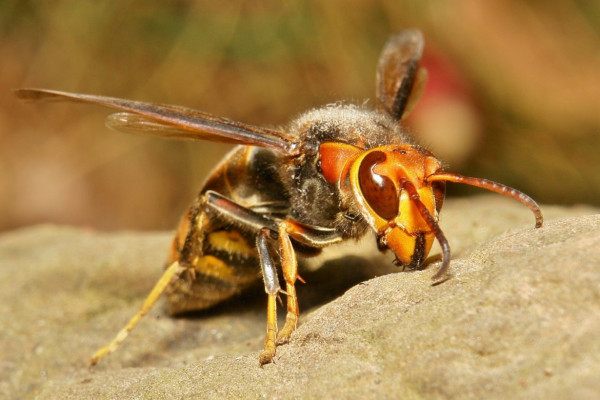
{"left": 1, "top": 0, "right": 599, "bottom": 232}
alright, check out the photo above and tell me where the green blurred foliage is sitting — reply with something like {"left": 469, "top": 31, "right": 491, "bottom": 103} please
{"left": 1, "top": 0, "right": 599, "bottom": 231}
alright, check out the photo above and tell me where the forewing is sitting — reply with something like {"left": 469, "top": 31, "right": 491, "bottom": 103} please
{"left": 105, "top": 112, "right": 244, "bottom": 145}
{"left": 376, "top": 29, "right": 427, "bottom": 121}
{"left": 14, "top": 88, "right": 298, "bottom": 155}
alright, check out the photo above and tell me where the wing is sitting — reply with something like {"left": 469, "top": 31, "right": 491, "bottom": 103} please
{"left": 14, "top": 88, "right": 299, "bottom": 155}
{"left": 376, "top": 29, "right": 428, "bottom": 121}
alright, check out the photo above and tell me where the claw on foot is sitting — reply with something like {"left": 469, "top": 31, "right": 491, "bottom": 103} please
{"left": 276, "top": 314, "right": 298, "bottom": 345}
{"left": 259, "top": 345, "right": 276, "bottom": 365}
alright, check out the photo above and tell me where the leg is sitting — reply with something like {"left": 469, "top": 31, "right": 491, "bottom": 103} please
{"left": 256, "top": 228, "right": 280, "bottom": 365}
{"left": 89, "top": 261, "right": 184, "bottom": 366}
{"left": 274, "top": 220, "right": 344, "bottom": 345}
{"left": 275, "top": 221, "right": 300, "bottom": 344}
{"left": 89, "top": 198, "right": 206, "bottom": 366}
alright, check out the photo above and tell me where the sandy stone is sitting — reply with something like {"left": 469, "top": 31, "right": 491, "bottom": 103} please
{"left": 1, "top": 196, "right": 598, "bottom": 399}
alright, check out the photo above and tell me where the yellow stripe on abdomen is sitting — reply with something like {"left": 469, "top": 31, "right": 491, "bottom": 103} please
{"left": 206, "top": 230, "right": 256, "bottom": 258}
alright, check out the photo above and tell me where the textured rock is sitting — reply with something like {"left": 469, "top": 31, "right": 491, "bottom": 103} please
{"left": 1, "top": 196, "right": 599, "bottom": 399}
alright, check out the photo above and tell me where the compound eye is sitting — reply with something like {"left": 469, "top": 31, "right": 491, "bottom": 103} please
{"left": 358, "top": 151, "right": 399, "bottom": 220}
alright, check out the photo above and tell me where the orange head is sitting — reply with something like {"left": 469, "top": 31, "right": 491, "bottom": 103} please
{"left": 319, "top": 141, "right": 543, "bottom": 280}
{"left": 320, "top": 142, "right": 445, "bottom": 270}
{"left": 348, "top": 145, "right": 445, "bottom": 269}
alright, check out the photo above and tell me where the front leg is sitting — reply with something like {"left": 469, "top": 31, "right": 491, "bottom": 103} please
{"left": 274, "top": 220, "right": 343, "bottom": 346}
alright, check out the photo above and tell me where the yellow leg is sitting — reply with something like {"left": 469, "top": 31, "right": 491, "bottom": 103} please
{"left": 276, "top": 221, "right": 299, "bottom": 344}
{"left": 258, "top": 294, "right": 278, "bottom": 365}
{"left": 276, "top": 284, "right": 298, "bottom": 344}
{"left": 89, "top": 261, "right": 183, "bottom": 366}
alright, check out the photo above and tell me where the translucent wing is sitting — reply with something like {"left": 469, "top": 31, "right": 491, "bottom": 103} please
{"left": 14, "top": 88, "right": 299, "bottom": 155}
{"left": 376, "top": 29, "right": 427, "bottom": 121}
{"left": 105, "top": 112, "right": 248, "bottom": 145}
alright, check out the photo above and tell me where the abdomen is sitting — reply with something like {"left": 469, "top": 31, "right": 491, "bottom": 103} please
{"left": 164, "top": 146, "right": 289, "bottom": 315}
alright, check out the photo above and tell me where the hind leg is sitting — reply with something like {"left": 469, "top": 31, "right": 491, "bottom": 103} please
{"left": 89, "top": 260, "right": 184, "bottom": 366}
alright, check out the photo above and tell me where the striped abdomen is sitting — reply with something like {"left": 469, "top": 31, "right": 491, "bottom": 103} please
{"left": 164, "top": 146, "right": 289, "bottom": 315}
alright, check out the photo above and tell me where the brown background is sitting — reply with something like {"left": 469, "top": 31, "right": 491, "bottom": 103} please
{"left": 2, "top": 1, "right": 599, "bottom": 232}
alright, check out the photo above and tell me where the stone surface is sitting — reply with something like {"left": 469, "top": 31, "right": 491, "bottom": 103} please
{"left": 1, "top": 196, "right": 599, "bottom": 399}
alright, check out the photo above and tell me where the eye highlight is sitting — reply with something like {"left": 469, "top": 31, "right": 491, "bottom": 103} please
{"left": 358, "top": 151, "right": 399, "bottom": 220}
